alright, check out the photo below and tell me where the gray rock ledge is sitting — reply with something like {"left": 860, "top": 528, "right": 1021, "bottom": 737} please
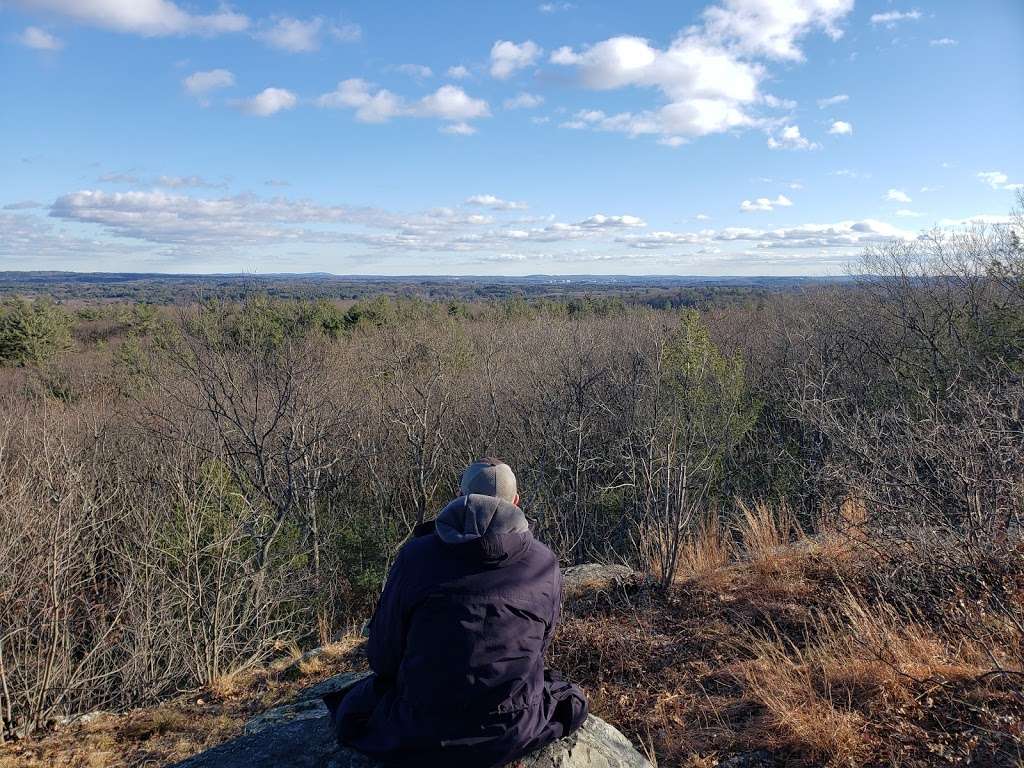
{"left": 173, "top": 671, "right": 651, "bottom": 768}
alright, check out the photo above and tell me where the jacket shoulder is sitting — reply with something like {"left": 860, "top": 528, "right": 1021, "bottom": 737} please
{"left": 527, "top": 536, "right": 559, "bottom": 568}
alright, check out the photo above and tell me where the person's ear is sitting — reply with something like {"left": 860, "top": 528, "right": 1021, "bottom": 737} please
{"left": 513, "top": 493, "right": 520, "bottom": 506}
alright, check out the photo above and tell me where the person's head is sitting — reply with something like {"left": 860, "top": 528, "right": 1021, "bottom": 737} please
{"left": 459, "top": 457, "right": 519, "bottom": 506}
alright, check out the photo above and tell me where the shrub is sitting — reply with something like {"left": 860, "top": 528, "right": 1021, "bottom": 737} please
{"left": 0, "top": 298, "right": 72, "bottom": 366}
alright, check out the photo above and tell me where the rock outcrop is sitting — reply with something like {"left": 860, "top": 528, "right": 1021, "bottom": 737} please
{"left": 174, "top": 671, "right": 652, "bottom": 768}
{"left": 561, "top": 563, "right": 648, "bottom": 599}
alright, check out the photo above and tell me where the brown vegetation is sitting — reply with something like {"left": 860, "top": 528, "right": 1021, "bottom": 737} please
{"left": 555, "top": 509, "right": 1024, "bottom": 767}
{"left": 0, "top": 200, "right": 1022, "bottom": 765}
{"left": 0, "top": 638, "right": 365, "bottom": 768}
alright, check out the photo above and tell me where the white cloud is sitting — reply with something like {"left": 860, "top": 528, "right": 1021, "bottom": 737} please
{"left": 617, "top": 230, "right": 707, "bottom": 249}
{"left": 539, "top": 2, "right": 574, "bottom": 12}
{"left": 740, "top": 194, "right": 793, "bottom": 212}
{"left": 895, "top": 209, "right": 922, "bottom": 217}
{"left": 694, "top": 213, "right": 711, "bottom": 220}
{"left": 238, "top": 87, "right": 297, "bottom": 117}
{"left": 317, "top": 81, "right": 489, "bottom": 128}
{"left": 0, "top": 210, "right": 146, "bottom": 266}
{"left": 560, "top": 96, "right": 754, "bottom": 141}
{"left": 659, "top": 136, "right": 688, "bottom": 148}
{"left": 3, "top": 200, "right": 44, "bottom": 210}
{"left": 14, "top": 0, "right": 249, "bottom": 36}
{"left": 978, "top": 171, "right": 1023, "bottom": 191}
{"left": 466, "top": 194, "right": 528, "bottom": 211}
{"left": 183, "top": 68, "right": 234, "bottom": 103}
{"left": 490, "top": 40, "right": 542, "bottom": 79}
{"left": 929, "top": 37, "right": 958, "bottom": 46}
{"left": 415, "top": 85, "right": 490, "bottom": 121}
{"left": 817, "top": 93, "right": 848, "bottom": 108}
{"left": 920, "top": 185, "right": 942, "bottom": 192}
{"left": 829, "top": 120, "right": 853, "bottom": 135}
{"left": 767, "top": 125, "right": 819, "bottom": 150}
{"left": 317, "top": 79, "right": 404, "bottom": 122}
{"left": 870, "top": 9, "right": 922, "bottom": 26}
{"left": 257, "top": 17, "right": 327, "bottom": 52}
{"left": 331, "top": 22, "right": 362, "bottom": 43}
{"left": 253, "top": 17, "right": 358, "bottom": 50}
{"left": 503, "top": 92, "right": 544, "bottom": 109}
{"left": 446, "top": 65, "right": 470, "bottom": 79}
{"left": 396, "top": 64, "right": 433, "bottom": 79}
{"left": 18, "top": 26, "right": 63, "bottom": 50}
{"left": 576, "top": 213, "right": 645, "bottom": 228}
{"left": 832, "top": 169, "right": 870, "bottom": 179}
{"left": 440, "top": 122, "right": 477, "bottom": 136}
{"left": 46, "top": 189, "right": 409, "bottom": 248}
{"left": 551, "top": 35, "right": 761, "bottom": 104}
{"left": 619, "top": 218, "right": 914, "bottom": 250}
{"left": 701, "top": 0, "right": 854, "bottom": 61}
{"left": 42, "top": 188, "right": 652, "bottom": 259}
{"left": 549, "top": 1, "right": 854, "bottom": 145}
{"left": 885, "top": 189, "right": 912, "bottom": 203}
{"left": 761, "top": 93, "right": 797, "bottom": 109}
{"left": 27, "top": 185, "right": 996, "bottom": 273}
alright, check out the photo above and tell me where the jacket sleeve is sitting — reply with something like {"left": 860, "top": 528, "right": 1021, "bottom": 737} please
{"left": 542, "top": 562, "right": 563, "bottom": 656}
{"left": 366, "top": 549, "right": 407, "bottom": 683}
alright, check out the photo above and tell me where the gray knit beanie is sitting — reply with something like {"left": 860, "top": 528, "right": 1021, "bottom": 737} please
{"left": 459, "top": 457, "right": 518, "bottom": 503}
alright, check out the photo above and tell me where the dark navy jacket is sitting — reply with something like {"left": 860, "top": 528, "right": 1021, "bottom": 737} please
{"left": 331, "top": 494, "right": 587, "bottom": 768}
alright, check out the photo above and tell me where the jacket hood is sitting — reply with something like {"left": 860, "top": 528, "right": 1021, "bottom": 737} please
{"left": 435, "top": 494, "right": 529, "bottom": 544}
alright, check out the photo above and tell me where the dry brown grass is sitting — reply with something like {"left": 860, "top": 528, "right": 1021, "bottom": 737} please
{"left": 555, "top": 505, "right": 1024, "bottom": 767}
{"left": 675, "top": 509, "right": 734, "bottom": 580}
{"left": 0, "top": 636, "right": 366, "bottom": 768}
{"left": 733, "top": 594, "right": 994, "bottom": 766}
{"left": 734, "top": 500, "right": 803, "bottom": 561}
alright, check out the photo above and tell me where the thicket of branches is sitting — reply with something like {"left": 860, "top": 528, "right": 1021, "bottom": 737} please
{"left": 0, "top": 202, "right": 1022, "bottom": 741}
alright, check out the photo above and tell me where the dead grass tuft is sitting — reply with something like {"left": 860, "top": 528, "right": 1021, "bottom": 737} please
{"left": 0, "top": 634, "right": 368, "bottom": 768}
{"left": 734, "top": 500, "right": 804, "bottom": 560}
{"left": 676, "top": 509, "right": 734, "bottom": 580}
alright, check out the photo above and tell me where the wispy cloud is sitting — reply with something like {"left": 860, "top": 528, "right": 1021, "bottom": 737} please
{"left": 870, "top": 9, "right": 922, "bottom": 26}
{"left": 465, "top": 194, "right": 529, "bottom": 211}
{"left": 817, "top": 93, "right": 848, "bottom": 109}
{"left": 18, "top": 26, "right": 63, "bottom": 50}
{"left": 236, "top": 88, "right": 298, "bottom": 117}
{"left": 503, "top": 92, "right": 544, "bottom": 110}
{"left": 183, "top": 69, "right": 235, "bottom": 105}
{"left": 490, "top": 40, "right": 543, "bottom": 79}
{"left": 740, "top": 194, "right": 793, "bottom": 213}
{"left": 977, "top": 171, "right": 1022, "bottom": 191}
{"left": 317, "top": 81, "right": 490, "bottom": 131}
{"left": 768, "top": 125, "right": 820, "bottom": 150}
{"left": 12, "top": 0, "right": 249, "bottom": 37}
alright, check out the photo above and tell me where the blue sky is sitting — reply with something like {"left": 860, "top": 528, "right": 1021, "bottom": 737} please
{"left": 1, "top": 0, "right": 1022, "bottom": 275}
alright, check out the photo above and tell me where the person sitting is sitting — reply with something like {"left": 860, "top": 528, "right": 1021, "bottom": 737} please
{"left": 324, "top": 458, "right": 588, "bottom": 768}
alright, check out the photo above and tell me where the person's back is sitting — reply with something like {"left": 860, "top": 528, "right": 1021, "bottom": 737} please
{"left": 327, "top": 459, "right": 588, "bottom": 768}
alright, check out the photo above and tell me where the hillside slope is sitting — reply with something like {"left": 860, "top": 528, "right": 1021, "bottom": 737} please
{"left": 2, "top": 524, "right": 1021, "bottom": 768}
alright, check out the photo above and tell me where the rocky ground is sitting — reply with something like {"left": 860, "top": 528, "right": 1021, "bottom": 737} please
{"left": 2, "top": 533, "right": 1021, "bottom": 768}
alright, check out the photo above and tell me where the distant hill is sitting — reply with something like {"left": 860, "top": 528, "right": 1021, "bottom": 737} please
{"left": 0, "top": 270, "right": 850, "bottom": 304}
